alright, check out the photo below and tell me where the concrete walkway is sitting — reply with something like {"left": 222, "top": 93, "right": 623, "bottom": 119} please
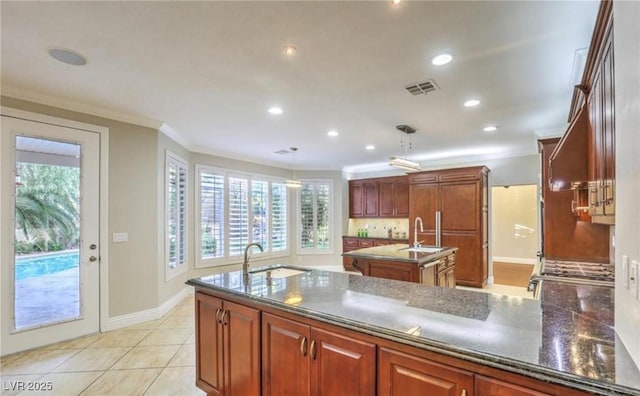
{"left": 15, "top": 267, "right": 79, "bottom": 329}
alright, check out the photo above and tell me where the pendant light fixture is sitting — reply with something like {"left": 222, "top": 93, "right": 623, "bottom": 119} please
{"left": 389, "top": 125, "right": 421, "bottom": 172}
{"left": 285, "top": 147, "right": 303, "bottom": 188}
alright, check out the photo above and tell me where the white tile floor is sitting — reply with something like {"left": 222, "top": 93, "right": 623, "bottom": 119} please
{"left": 0, "top": 294, "right": 204, "bottom": 396}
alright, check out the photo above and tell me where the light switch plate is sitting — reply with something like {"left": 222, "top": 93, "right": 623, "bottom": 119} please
{"left": 630, "top": 260, "right": 638, "bottom": 299}
{"left": 622, "top": 255, "right": 629, "bottom": 289}
{"left": 112, "top": 232, "right": 128, "bottom": 243}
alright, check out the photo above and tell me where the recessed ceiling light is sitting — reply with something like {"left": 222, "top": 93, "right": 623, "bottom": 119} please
{"left": 283, "top": 45, "right": 296, "bottom": 56}
{"left": 391, "top": 0, "right": 401, "bottom": 4}
{"left": 432, "top": 54, "right": 452, "bottom": 66}
{"left": 328, "top": 130, "right": 339, "bottom": 137}
{"left": 483, "top": 125, "right": 498, "bottom": 132}
{"left": 464, "top": 99, "right": 480, "bottom": 107}
{"left": 268, "top": 107, "right": 283, "bottom": 115}
{"left": 48, "top": 48, "right": 87, "bottom": 66}
{"left": 365, "top": 145, "right": 375, "bottom": 150}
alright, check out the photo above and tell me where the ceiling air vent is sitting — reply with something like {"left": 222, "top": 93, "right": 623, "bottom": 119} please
{"left": 405, "top": 80, "right": 439, "bottom": 96}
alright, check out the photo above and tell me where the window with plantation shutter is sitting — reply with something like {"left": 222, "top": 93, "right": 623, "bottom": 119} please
{"left": 297, "top": 180, "right": 333, "bottom": 253}
{"left": 271, "top": 182, "right": 287, "bottom": 251}
{"left": 228, "top": 177, "right": 249, "bottom": 256}
{"left": 166, "top": 152, "right": 187, "bottom": 279}
{"left": 252, "top": 180, "right": 269, "bottom": 251}
{"left": 200, "top": 171, "right": 224, "bottom": 259}
{"left": 196, "top": 165, "right": 289, "bottom": 268}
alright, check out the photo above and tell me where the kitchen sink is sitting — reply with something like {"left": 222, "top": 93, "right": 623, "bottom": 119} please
{"left": 249, "top": 267, "right": 310, "bottom": 279}
{"left": 400, "top": 246, "right": 445, "bottom": 253}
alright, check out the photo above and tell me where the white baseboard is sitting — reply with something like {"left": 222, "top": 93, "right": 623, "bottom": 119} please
{"left": 492, "top": 256, "right": 536, "bottom": 265}
{"left": 103, "top": 287, "right": 193, "bottom": 332}
{"left": 487, "top": 275, "right": 494, "bottom": 285}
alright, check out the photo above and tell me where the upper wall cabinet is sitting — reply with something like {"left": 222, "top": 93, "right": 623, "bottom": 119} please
{"left": 349, "top": 176, "right": 409, "bottom": 218}
{"left": 548, "top": 0, "right": 614, "bottom": 225}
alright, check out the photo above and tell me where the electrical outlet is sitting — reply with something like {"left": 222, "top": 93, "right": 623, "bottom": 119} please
{"left": 622, "top": 255, "right": 629, "bottom": 289}
{"left": 630, "top": 260, "right": 638, "bottom": 299}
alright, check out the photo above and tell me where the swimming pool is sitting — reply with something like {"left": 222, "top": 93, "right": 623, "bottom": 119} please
{"left": 15, "top": 251, "right": 79, "bottom": 280}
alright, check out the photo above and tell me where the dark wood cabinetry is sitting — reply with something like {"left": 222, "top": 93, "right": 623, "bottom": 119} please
{"left": 476, "top": 376, "right": 551, "bottom": 396}
{"left": 262, "top": 313, "right": 376, "bottom": 396}
{"left": 349, "top": 176, "right": 409, "bottom": 218}
{"left": 194, "top": 287, "right": 594, "bottom": 396}
{"left": 342, "top": 237, "right": 408, "bottom": 271}
{"left": 349, "top": 180, "right": 379, "bottom": 217}
{"left": 539, "top": 139, "right": 609, "bottom": 262}
{"left": 587, "top": 8, "right": 615, "bottom": 224}
{"left": 352, "top": 253, "right": 456, "bottom": 287}
{"left": 195, "top": 292, "right": 260, "bottom": 396}
{"left": 549, "top": 1, "right": 615, "bottom": 226}
{"left": 379, "top": 176, "right": 410, "bottom": 217}
{"left": 378, "top": 348, "right": 474, "bottom": 396}
{"left": 409, "top": 166, "right": 489, "bottom": 288}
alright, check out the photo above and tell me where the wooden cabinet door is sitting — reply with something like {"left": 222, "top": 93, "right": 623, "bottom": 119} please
{"left": 476, "top": 375, "right": 552, "bottom": 396}
{"left": 394, "top": 180, "right": 410, "bottom": 217}
{"left": 440, "top": 181, "right": 479, "bottom": 232}
{"left": 379, "top": 180, "right": 396, "bottom": 217}
{"left": 409, "top": 183, "right": 438, "bottom": 245}
{"left": 363, "top": 181, "right": 379, "bottom": 217}
{"left": 437, "top": 267, "right": 456, "bottom": 288}
{"left": 602, "top": 31, "right": 615, "bottom": 217}
{"left": 368, "top": 259, "right": 415, "bottom": 282}
{"left": 310, "top": 327, "right": 376, "bottom": 396}
{"left": 195, "top": 292, "right": 224, "bottom": 396}
{"left": 349, "top": 181, "right": 364, "bottom": 217}
{"left": 223, "top": 301, "right": 260, "bottom": 396}
{"left": 378, "top": 348, "right": 473, "bottom": 396}
{"left": 262, "top": 313, "right": 310, "bottom": 396}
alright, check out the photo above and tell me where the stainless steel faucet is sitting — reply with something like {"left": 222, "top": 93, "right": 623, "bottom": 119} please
{"left": 414, "top": 217, "right": 424, "bottom": 248}
{"left": 243, "top": 242, "right": 264, "bottom": 275}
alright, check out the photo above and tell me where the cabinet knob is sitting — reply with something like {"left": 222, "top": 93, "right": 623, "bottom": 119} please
{"left": 461, "top": 390, "right": 467, "bottom": 396}
{"left": 300, "top": 337, "right": 308, "bottom": 357}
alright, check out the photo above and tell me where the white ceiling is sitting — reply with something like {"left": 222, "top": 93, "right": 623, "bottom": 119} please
{"left": 1, "top": 1, "right": 599, "bottom": 172}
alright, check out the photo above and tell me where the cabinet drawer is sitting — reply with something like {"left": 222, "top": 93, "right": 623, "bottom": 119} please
{"left": 359, "top": 240, "right": 374, "bottom": 247}
{"left": 344, "top": 238, "right": 359, "bottom": 249}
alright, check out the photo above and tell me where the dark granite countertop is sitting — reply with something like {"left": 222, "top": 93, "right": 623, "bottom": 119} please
{"left": 342, "top": 243, "right": 457, "bottom": 265}
{"left": 343, "top": 235, "right": 409, "bottom": 241}
{"left": 187, "top": 269, "right": 640, "bottom": 395}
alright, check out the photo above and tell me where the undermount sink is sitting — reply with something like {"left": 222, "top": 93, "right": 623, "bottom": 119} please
{"left": 249, "top": 267, "right": 310, "bottom": 279}
{"left": 401, "top": 246, "right": 444, "bottom": 253}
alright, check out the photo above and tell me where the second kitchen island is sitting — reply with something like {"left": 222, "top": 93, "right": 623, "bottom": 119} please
{"left": 343, "top": 244, "right": 458, "bottom": 287}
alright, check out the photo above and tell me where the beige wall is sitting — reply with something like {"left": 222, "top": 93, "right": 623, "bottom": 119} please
{"left": 613, "top": 1, "right": 640, "bottom": 368}
{"left": 1, "top": 96, "right": 161, "bottom": 317}
{"left": 491, "top": 185, "right": 538, "bottom": 263}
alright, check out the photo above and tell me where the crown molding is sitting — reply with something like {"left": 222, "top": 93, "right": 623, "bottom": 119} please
{"left": 1, "top": 85, "right": 164, "bottom": 130}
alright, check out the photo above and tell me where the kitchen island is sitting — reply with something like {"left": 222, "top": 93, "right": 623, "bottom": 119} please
{"left": 187, "top": 268, "right": 640, "bottom": 396}
{"left": 343, "top": 243, "right": 458, "bottom": 287}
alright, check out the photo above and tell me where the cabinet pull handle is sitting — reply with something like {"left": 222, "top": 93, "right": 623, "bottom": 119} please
{"left": 310, "top": 340, "right": 317, "bottom": 360}
{"left": 300, "top": 337, "right": 307, "bottom": 356}
{"left": 221, "top": 310, "right": 228, "bottom": 326}
{"left": 461, "top": 390, "right": 467, "bottom": 396}
{"left": 215, "top": 308, "right": 222, "bottom": 324}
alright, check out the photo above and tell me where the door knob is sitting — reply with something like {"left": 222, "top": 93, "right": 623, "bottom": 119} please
{"left": 89, "top": 256, "right": 98, "bottom": 262}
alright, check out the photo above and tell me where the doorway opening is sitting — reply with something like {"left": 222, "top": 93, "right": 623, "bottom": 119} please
{"left": 490, "top": 184, "right": 539, "bottom": 297}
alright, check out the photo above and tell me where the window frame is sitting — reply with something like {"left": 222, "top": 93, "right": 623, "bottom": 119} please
{"left": 165, "top": 151, "right": 188, "bottom": 281}
{"left": 296, "top": 179, "right": 334, "bottom": 255}
{"left": 195, "top": 164, "right": 289, "bottom": 268}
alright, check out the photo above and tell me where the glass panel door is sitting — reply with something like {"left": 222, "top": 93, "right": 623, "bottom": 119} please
{"left": 1, "top": 116, "right": 100, "bottom": 355}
